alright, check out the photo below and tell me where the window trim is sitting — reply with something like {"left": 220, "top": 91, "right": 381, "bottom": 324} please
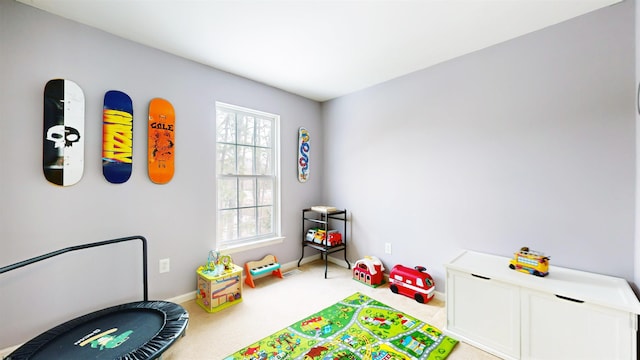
{"left": 215, "top": 102, "right": 282, "bottom": 253}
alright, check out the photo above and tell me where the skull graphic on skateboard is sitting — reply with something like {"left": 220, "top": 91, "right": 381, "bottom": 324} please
{"left": 43, "top": 79, "right": 85, "bottom": 186}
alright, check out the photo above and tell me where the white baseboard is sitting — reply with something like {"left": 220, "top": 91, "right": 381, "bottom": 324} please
{"left": 166, "top": 291, "right": 197, "bottom": 304}
{"left": 326, "top": 255, "right": 445, "bottom": 301}
{"left": 168, "top": 254, "right": 445, "bottom": 303}
{"left": 283, "top": 254, "right": 321, "bottom": 270}
{"left": 2, "top": 255, "right": 446, "bottom": 357}
{"left": 167, "top": 254, "right": 323, "bottom": 304}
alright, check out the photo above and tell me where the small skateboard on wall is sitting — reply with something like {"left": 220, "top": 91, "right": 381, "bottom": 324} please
{"left": 103, "top": 90, "right": 133, "bottom": 184}
{"left": 148, "top": 98, "right": 175, "bottom": 184}
{"left": 298, "top": 127, "right": 310, "bottom": 182}
{"left": 43, "top": 79, "right": 85, "bottom": 186}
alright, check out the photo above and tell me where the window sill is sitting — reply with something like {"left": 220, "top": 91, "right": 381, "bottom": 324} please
{"left": 219, "top": 236, "right": 285, "bottom": 255}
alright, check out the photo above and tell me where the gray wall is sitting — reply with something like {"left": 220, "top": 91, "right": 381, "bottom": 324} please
{"left": 0, "top": 0, "right": 323, "bottom": 348}
{"left": 636, "top": 0, "right": 640, "bottom": 293}
{"left": 323, "top": 1, "right": 636, "bottom": 289}
{"left": 1, "top": 0, "right": 638, "bottom": 351}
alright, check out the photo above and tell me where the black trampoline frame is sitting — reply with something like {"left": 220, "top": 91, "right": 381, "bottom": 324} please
{"left": 0, "top": 235, "right": 188, "bottom": 360}
{"left": 0, "top": 235, "right": 150, "bottom": 300}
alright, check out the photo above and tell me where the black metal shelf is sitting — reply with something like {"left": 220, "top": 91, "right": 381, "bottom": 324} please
{"left": 298, "top": 208, "right": 350, "bottom": 278}
{"left": 302, "top": 241, "right": 346, "bottom": 253}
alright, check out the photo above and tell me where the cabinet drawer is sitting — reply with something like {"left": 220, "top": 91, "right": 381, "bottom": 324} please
{"left": 522, "top": 288, "right": 636, "bottom": 360}
{"left": 447, "top": 270, "right": 520, "bottom": 359}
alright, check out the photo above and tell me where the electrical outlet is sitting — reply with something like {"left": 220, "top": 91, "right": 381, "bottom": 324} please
{"left": 159, "top": 258, "right": 170, "bottom": 273}
{"left": 385, "top": 243, "right": 392, "bottom": 254}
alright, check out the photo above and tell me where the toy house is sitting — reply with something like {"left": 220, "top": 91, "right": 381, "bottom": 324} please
{"left": 353, "top": 256, "right": 385, "bottom": 287}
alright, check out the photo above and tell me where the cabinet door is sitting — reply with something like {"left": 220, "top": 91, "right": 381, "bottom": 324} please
{"left": 522, "top": 288, "right": 636, "bottom": 360}
{"left": 446, "top": 270, "right": 520, "bottom": 359}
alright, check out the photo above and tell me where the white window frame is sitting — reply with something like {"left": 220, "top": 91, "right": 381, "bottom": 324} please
{"left": 215, "top": 102, "right": 283, "bottom": 253}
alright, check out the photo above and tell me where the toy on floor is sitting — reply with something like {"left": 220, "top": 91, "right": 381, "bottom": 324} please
{"left": 509, "top": 246, "right": 550, "bottom": 277}
{"left": 389, "top": 264, "right": 435, "bottom": 304}
{"left": 197, "top": 263, "right": 243, "bottom": 313}
{"left": 244, "top": 254, "right": 283, "bottom": 288}
{"left": 353, "top": 256, "right": 385, "bottom": 287}
{"left": 200, "top": 250, "right": 234, "bottom": 276}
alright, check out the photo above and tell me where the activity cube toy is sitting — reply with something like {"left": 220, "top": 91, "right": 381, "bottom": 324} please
{"left": 196, "top": 263, "right": 243, "bottom": 313}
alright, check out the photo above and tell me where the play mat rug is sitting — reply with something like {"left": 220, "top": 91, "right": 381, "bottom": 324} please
{"left": 224, "top": 292, "right": 458, "bottom": 360}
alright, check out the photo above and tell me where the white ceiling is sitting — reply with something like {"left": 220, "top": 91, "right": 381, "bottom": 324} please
{"left": 17, "top": 0, "right": 622, "bottom": 102}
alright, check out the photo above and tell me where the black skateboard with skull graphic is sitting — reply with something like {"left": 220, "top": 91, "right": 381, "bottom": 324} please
{"left": 43, "top": 79, "right": 85, "bottom": 186}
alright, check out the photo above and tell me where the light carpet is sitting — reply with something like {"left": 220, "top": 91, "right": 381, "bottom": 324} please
{"left": 163, "top": 260, "right": 499, "bottom": 360}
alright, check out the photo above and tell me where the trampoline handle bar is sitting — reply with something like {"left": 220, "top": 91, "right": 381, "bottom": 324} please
{"left": 0, "top": 235, "right": 149, "bottom": 301}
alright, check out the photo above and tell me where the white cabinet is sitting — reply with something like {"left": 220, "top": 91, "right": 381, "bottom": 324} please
{"left": 445, "top": 250, "right": 640, "bottom": 360}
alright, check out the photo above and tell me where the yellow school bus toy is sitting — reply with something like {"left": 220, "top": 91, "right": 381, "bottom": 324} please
{"left": 509, "top": 247, "right": 550, "bottom": 277}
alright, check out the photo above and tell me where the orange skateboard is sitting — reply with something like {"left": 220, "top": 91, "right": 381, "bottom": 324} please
{"left": 148, "top": 98, "right": 175, "bottom": 184}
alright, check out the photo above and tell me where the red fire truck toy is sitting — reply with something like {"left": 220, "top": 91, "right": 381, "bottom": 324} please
{"left": 389, "top": 264, "right": 435, "bottom": 304}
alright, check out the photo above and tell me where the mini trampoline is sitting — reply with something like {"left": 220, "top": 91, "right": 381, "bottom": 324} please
{"left": 0, "top": 236, "right": 189, "bottom": 360}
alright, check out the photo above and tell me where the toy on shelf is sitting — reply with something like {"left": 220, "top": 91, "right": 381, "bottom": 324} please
{"left": 244, "top": 254, "right": 283, "bottom": 288}
{"left": 314, "top": 229, "right": 326, "bottom": 243}
{"left": 306, "top": 228, "right": 343, "bottom": 246}
{"left": 389, "top": 264, "right": 435, "bottom": 304}
{"left": 326, "top": 231, "right": 342, "bottom": 246}
{"left": 509, "top": 246, "right": 550, "bottom": 277}
{"left": 306, "top": 228, "right": 318, "bottom": 241}
{"left": 353, "top": 256, "right": 385, "bottom": 287}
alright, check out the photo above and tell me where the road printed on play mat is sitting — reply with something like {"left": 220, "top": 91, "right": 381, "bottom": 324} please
{"left": 224, "top": 292, "right": 458, "bottom": 360}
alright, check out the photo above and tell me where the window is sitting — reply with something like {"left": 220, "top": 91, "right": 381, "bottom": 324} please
{"left": 216, "top": 102, "right": 281, "bottom": 251}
